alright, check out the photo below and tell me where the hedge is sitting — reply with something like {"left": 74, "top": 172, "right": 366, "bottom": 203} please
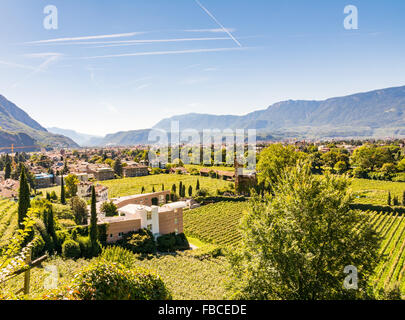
{"left": 350, "top": 203, "right": 405, "bottom": 215}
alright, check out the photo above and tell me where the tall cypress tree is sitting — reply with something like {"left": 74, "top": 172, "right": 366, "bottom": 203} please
{"left": 4, "top": 161, "right": 11, "bottom": 180}
{"left": 179, "top": 181, "right": 183, "bottom": 196}
{"left": 388, "top": 192, "right": 392, "bottom": 206}
{"left": 113, "top": 158, "right": 123, "bottom": 177}
{"left": 196, "top": 179, "right": 200, "bottom": 191}
{"left": 18, "top": 165, "right": 31, "bottom": 229}
{"left": 47, "top": 207, "right": 59, "bottom": 252}
{"left": 89, "top": 185, "right": 98, "bottom": 246}
{"left": 60, "top": 174, "right": 66, "bottom": 205}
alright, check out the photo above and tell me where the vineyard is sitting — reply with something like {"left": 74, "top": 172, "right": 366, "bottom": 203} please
{"left": 184, "top": 201, "right": 405, "bottom": 294}
{"left": 184, "top": 201, "right": 250, "bottom": 247}
{"left": 132, "top": 253, "right": 229, "bottom": 300}
{"left": 369, "top": 211, "right": 405, "bottom": 294}
{"left": 351, "top": 179, "right": 405, "bottom": 206}
{"left": 0, "top": 199, "right": 18, "bottom": 246}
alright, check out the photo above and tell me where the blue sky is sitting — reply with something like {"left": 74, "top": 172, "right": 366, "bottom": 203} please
{"left": 0, "top": 0, "right": 404, "bottom": 136}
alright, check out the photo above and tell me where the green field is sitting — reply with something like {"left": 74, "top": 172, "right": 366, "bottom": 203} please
{"left": 351, "top": 179, "right": 405, "bottom": 206}
{"left": 41, "top": 174, "right": 233, "bottom": 199}
{"left": 101, "top": 174, "right": 233, "bottom": 198}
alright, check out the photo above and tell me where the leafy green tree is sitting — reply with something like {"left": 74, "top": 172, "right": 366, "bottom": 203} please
{"left": 228, "top": 162, "right": 380, "bottom": 300}
{"left": 60, "top": 175, "right": 66, "bottom": 205}
{"left": 18, "top": 165, "right": 31, "bottom": 229}
{"left": 100, "top": 201, "right": 118, "bottom": 217}
{"left": 65, "top": 174, "right": 79, "bottom": 197}
{"left": 334, "top": 161, "right": 349, "bottom": 175}
{"left": 70, "top": 196, "right": 88, "bottom": 225}
{"left": 257, "top": 144, "right": 306, "bottom": 193}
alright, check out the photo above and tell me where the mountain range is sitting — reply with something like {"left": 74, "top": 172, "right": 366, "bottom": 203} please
{"left": 2, "top": 85, "right": 405, "bottom": 149}
{"left": 0, "top": 95, "right": 78, "bottom": 149}
{"left": 85, "top": 85, "right": 405, "bottom": 146}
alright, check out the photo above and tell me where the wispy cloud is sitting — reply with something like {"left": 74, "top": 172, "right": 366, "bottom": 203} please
{"left": 185, "top": 28, "right": 236, "bottom": 33}
{"left": 24, "top": 32, "right": 147, "bottom": 44}
{"left": 0, "top": 60, "right": 38, "bottom": 71}
{"left": 80, "top": 47, "right": 248, "bottom": 60}
{"left": 11, "top": 53, "right": 63, "bottom": 88}
{"left": 86, "top": 37, "right": 232, "bottom": 48}
{"left": 195, "top": 0, "right": 241, "bottom": 47}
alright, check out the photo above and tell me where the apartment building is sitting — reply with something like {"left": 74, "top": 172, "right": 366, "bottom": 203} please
{"left": 123, "top": 164, "right": 149, "bottom": 178}
{"left": 34, "top": 173, "right": 54, "bottom": 189}
{"left": 92, "top": 167, "right": 115, "bottom": 181}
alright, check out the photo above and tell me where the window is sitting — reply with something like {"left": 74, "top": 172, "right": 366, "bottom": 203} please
{"left": 174, "top": 218, "right": 178, "bottom": 224}
{"left": 110, "top": 234, "right": 113, "bottom": 238}
{"left": 174, "top": 228, "right": 178, "bottom": 234}
{"left": 118, "top": 232, "right": 124, "bottom": 237}
{"left": 147, "top": 212, "right": 152, "bottom": 220}
{"left": 147, "top": 224, "right": 152, "bottom": 231}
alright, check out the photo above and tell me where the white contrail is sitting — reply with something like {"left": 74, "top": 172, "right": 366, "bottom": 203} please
{"left": 195, "top": 0, "right": 241, "bottom": 47}
{"left": 0, "top": 60, "right": 38, "bottom": 71}
{"left": 80, "top": 47, "right": 248, "bottom": 59}
{"left": 87, "top": 37, "right": 232, "bottom": 48}
{"left": 11, "top": 54, "right": 62, "bottom": 88}
{"left": 24, "top": 32, "right": 147, "bottom": 44}
{"left": 185, "top": 28, "right": 236, "bottom": 33}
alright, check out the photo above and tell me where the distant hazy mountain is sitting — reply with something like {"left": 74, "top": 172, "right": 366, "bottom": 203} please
{"left": 47, "top": 127, "right": 102, "bottom": 147}
{"left": 153, "top": 85, "right": 405, "bottom": 139}
{"left": 0, "top": 95, "right": 79, "bottom": 148}
{"left": 90, "top": 129, "right": 152, "bottom": 146}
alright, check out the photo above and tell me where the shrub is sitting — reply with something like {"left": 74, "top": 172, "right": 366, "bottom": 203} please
{"left": 77, "top": 236, "right": 93, "bottom": 259}
{"left": 195, "top": 188, "right": 209, "bottom": 197}
{"left": 62, "top": 239, "right": 81, "bottom": 259}
{"left": 43, "top": 260, "right": 172, "bottom": 300}
{"left": 117, "top": 229, "right": 156, "bottom": 254}
{"left": 101, "top": 246, "right": 137, "bottom": 269}
{"left": 185, "top": 245, "right": 223, "bottom": 260}
{"left": 157, "top": 234, "right": 176, "bottom": 251}
{"left": 157, "top": 233, "right": 189, "bottom": 252}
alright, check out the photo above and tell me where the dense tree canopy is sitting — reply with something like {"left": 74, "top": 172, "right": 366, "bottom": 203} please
{"left": 228, "top": 161, "right": 380, "bottom": 300}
